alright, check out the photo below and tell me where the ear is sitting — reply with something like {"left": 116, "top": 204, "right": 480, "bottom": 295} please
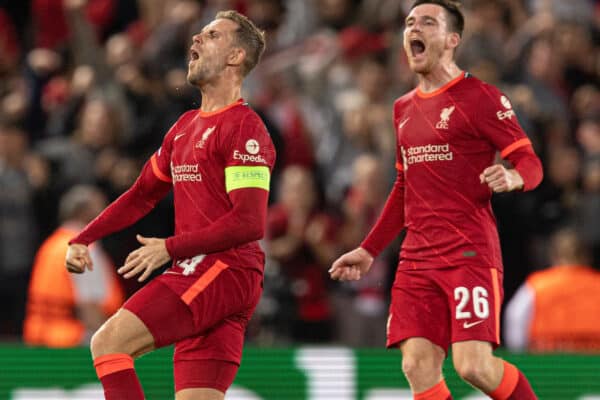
{"left": 227, "top": 47, "right": 246, "bottom": 67}
{"left": 447, "top": 32, "right": 460, "bottom": 51}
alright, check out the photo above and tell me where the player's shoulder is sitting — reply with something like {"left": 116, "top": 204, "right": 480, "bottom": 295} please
{"left": 178, "top": 109, "right": 199, "bottom": 123}
{"left": 459, "top": 74, "right": 504, "bottom": 99}
{"left": 228, "top": 102, "right": 269, "bottom": 136}
{"left": 394, "top": 89, "right": 417, "bottom": 109}
{"left": 169, "top": 109, "right": 199, "bottom": 131}
{"left": 393, "top": 89, "right": 417, "bottom": 118}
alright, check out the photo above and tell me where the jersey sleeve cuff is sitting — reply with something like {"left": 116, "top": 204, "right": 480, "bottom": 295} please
{"left": 360, "top": 240, "right": 380, "bottom": 259}
{"left": 165, "top": 237, "right": 178, "bottom": 259}
{"left": 68, "top": 237, "right": 90, "bottom": 246}
{"left": 500, "top": 138, "right": 531, "bottom": 159}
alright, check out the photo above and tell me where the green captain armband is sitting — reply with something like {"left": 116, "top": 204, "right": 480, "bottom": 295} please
{"left": 225, "top": 165, "right": 271, "bottom": 193}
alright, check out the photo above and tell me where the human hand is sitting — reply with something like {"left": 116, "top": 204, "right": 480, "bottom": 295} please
{"left": 118, "top": 235, "right": 171, "bottom": 282}
{"left": 66, "top": 243, "right": 93, "bottom": 273}
{"left": 480, "top": 164, "right": 524, "bottom": 192}
{"left": 329, "top": 247, "right": 374, "bottom": 281}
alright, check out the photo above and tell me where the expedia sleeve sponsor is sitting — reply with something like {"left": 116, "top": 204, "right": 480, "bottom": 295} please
{"left": 171, "top": 163, "right": 202, "bottom": 183}
{"left": 233, "top": 150, "right": 268, "bottom": 164}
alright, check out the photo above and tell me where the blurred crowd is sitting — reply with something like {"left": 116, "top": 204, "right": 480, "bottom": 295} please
{"left": 0, "top": 0, "right": 599, "bottom": 349}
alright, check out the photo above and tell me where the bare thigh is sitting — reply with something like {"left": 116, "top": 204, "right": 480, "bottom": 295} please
{"left": 91, "top": 308, "right": 155, "bottom": 359}
{"left": 452, "top": 340, "right": 503, "bottom": 391}
{"left": 400, "top": 337, "right": 446, "bottom": 392}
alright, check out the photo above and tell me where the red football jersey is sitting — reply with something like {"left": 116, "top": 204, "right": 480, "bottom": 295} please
{"left": 394, "top": 73, "right": 533, "bottom": 272}
{"left": 152, "top": 99, "right": 276, "bottom": 276}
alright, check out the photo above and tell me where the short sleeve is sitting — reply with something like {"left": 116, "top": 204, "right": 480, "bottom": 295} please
{"left": 475, "top": 84, "right": 533, "bottom": 159}
{"left": 223, "top": 113, "right": 276, "bottom": 193}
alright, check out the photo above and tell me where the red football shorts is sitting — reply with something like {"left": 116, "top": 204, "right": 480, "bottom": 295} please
{"left": 123, "top": 264, "right": 262, "bottom": 392}
{"left": 386, "top": 266, "right": 503, "bottom": 353}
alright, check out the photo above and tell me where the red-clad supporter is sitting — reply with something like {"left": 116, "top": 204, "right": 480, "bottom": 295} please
{"left": 266, "top": 165, "right": 338, "bottom": 342}
{"left": 0, "top": 8, "right": 20, "bottom": 73}
{"left": 32, "top": 0, "right": 116, "bottom": 49}
{"left": 334, "top": 154, "right": 392, "bottom": 347}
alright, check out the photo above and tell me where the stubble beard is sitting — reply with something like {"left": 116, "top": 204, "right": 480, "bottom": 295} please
{"left": 187, "top": 60, "right": 227, "bottom": 87}
{"left": 187, "top": 65, "right": 206, "bottom": 86}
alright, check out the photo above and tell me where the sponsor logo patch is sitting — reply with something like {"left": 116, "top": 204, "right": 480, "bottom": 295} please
{"left": 398, "top": 117, "right": 410, "bottom": 130}
{"left": 497, "top": 95, "right": 515, "bottom": 120}
{"left": 245, "top": 139, "right": 260, "bottom": 154}
{"left": 171, "top": 163, "right": 202, "bottom": 182}
{"left": 463, "top": 320, "right": 485, "bottom": 329}
{"left": 401, "top": 143, "right": 453, "bottom": 169}
{"left": 233, "top": 150, "right": 267, "bottom": 164}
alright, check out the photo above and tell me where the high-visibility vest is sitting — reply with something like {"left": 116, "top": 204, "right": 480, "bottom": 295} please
{"left": 528, "top": 265, "right": 600, "bottom": 352}
{"left": 23, "top": 226, "right": 124, "bottom": 347}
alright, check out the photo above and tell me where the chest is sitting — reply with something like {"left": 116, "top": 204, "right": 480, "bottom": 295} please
{"left": 397, "top": 98, "right": 476, "bottom": 148}
{"left": 171, "top": 121, "right": 222, "bottom": 165}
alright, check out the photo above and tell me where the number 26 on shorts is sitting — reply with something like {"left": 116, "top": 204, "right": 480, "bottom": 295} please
{"left": 454, "top": 286, "right": 489, "bottom": 320}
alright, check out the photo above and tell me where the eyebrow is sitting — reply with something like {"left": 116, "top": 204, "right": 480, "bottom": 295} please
{"left": 200, "top": 28, "right": 220, "bottom": 35}
{"left": 406, "top": 15, "right": 438, "bottom": 24}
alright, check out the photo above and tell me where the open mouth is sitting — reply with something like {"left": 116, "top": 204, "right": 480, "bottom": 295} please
{"left": 410, "top": 39, "right": 426, "bottom": 57}
{"left": 189, "top": 49, "right": 200, "bottom": 62}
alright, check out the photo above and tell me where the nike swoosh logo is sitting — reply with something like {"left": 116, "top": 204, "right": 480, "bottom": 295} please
{"left": 463, "top": 320, "right": 485, "bottom": 329}
{"left": 174, "top": 133, "right": 186, "bottom": 141}
{"left": 399, "top": 117, "right": 410, "bottom": 129}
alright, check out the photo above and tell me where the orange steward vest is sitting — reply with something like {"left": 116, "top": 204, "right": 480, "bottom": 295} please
{"left": 23, "top": 226, "right": 124, "bottom": 347}
{"left": 528, "top": 265, "right": 600, "bottom": 352}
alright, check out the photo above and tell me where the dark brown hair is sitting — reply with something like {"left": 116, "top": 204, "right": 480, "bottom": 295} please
{"left": 216, "top": 10, "right": 266, "bottom": 76}
{"left": 410, "top": 0, "right": 464, "bottom": 36}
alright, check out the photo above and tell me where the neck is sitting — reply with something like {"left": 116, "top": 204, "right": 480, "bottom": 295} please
{"left": 199, "top": 73, "right": 243, "bottom": 112}
{"left": 417, "top": 61, "right": 462, "bottom": 93}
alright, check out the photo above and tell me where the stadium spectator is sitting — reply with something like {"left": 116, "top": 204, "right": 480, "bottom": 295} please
{"left": 265, "top": 165, "right": 338, "bottom": 342}
{"left": 23, "top": 185, "right": 124, "bottom": 347}
{"left": 0, "top": 123, "right": 43, "bottom": 339}
{"left": 334, "top": 153, "right": 392, "bottom": 347}
{"left": 576, "top": 158, "right": 600, "bottom": 277}
{"left": 504, "top": 228, "right": 600, "bottom": 352}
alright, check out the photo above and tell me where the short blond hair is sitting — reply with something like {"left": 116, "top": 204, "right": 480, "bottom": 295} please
{"left": 216, "top": 10, "right": 266, "bottom": 76}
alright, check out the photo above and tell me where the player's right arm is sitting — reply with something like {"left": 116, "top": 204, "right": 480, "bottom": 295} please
{"left": 65, "top": 161, "right": 172, "bottom": 273}
{"left": 330, "top": 164, "right": 406, "bottom": 281}
{"left": 66, "top": 114, "right": 185, "bottom": 273}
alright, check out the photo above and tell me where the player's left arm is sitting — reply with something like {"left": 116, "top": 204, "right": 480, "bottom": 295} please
{"left": 476, "top": 85, "right": 543, "bottom": 193}
{"left": 479, "top": 147, "right": 542, "bottom": 192}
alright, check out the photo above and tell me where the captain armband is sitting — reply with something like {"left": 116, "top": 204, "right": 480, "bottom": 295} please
{"left": 224, "top": 166, "right": 270, "bottom": 193}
